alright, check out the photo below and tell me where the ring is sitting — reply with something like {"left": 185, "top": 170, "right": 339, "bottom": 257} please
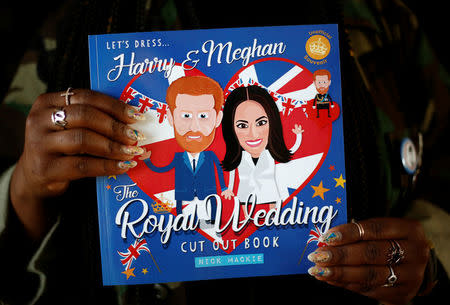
{"left": 61, "top": 87, "right": 74, "bottom": 106}
{"left": 353, "top": 221, "right": 365, "bottom": 239}
{"left": 383, "top": 265, "right": 398, "bottom": 287}
{"left": 51, "top": 108, "right": 68, "bottom": 128}
{"left": 387, "top": 240, "right": 405, "bottom": 265}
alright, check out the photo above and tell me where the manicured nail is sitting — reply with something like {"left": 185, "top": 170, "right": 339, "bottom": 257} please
{"left": 118, "top": 160, "right": 137, "bottom": 169}
{"left": 121, "top": 145, "right": 144, "bottom": 156}
{"left": 126, "top": 128, "right": 146, "bottom": 141}
{"left": 127, "top": 108, "right": 146, "bottom": 120}
{"left": 308, "top": 266, "right": 331, "bottom": 277}
{"left": 320, "top": 231, "right": 342, "bottom": 244}
{"left": 307, "top": 250, "right": 332, "bottom": 263}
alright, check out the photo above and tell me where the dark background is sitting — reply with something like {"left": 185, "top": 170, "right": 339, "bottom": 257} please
{"left": 0, "top": 1, "right": 59, "bottom": 102}
{"left": 0, "top": 0, "right": 448, "bottom": 178}
{"left": 0, "top": 1, "right": 447, "bottom": 103}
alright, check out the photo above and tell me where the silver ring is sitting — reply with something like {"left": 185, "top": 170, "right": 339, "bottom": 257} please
{"left": 353, "top": 221, "right": 365, "bottom": 239}
{"left": 61, "top": 87, "right": 74, "bottom": 106}
{"left": 387, "top": 240, "right": 405, "bottom": 265}
{"left": 382, "top": 265, "right": 398, "bottom": 287}
{"left": 51, "top": 109, "right": 68, "bottom": 128}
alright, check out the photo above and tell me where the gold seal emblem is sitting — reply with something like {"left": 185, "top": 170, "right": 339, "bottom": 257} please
{"left": 305, "top": 35, "right": 330, "bottom": 60}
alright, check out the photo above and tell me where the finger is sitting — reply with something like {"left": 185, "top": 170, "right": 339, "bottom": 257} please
{"left": 44, "top": 129, "right": 144, "bottom": 160}
{"left": 43, "top": 106, "right": 145, "bottom": 145}
{"left": 320, "top": 218, "right": 423, "bottom": 246}
{"left": 42, "top": 89, "right": 144, "bottom": 124}
{"left": 308, "top": 240, "right": 411, "bottom": 266}
{"left": 309, "top": 264, "right": 416, "bottom": 288}
{"left": 138, "top": 151, "right": 151, "bottom": 160}
{"left": 45, "top": 156, "right": 137, "bottom": 181}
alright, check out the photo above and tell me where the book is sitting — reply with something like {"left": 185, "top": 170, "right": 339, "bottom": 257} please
{"left": 89, "top": 24, "right": 347, "bottom": 285}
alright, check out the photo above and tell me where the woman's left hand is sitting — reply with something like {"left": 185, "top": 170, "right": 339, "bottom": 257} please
{"left": 292, "top": 123, "right": 304, "bottom": 135}
{"left": 307, "top": 218, "right": 430, "bottom": 305}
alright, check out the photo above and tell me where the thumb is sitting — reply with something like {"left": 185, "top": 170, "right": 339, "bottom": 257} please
{"left": 46, "top": 181, "right": 70, "bottom": 195}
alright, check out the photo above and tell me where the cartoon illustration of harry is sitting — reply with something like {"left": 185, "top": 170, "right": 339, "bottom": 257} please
{"left": 312, "top": 69, "right": 334, "bottom": 118}
{"left": 140, "top": 76, "right": 227, "bottom": 225}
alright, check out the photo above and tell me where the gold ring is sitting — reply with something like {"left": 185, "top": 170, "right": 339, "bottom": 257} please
{"left": 353, "top": 221, "right": 365, "bottom": 239}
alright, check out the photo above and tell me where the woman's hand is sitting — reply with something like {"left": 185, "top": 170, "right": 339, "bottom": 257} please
{"left": 221, "top": 189, "right": 235, "bottom": 200}
{"left": 307, "top": 218, "right": 430, "bottom": 305}
{"left": 138, "top": 148, "right": 152, "bottom": 160}
{"left": 10, "top": 89, "right": 145, "bottom": 239}
{"left": 291, "top": 123, "right": 304, "bottom": 135}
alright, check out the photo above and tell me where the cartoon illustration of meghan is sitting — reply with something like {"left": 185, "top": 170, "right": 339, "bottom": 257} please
{"left": 139, "top": 76, "right": 228, "bottom": 229}
{"left": 221, "top": 85, "right": 304, "bottom": 207}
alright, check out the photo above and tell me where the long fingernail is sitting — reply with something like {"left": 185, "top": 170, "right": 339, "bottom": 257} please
{"left": 308, "top": 266, "right": 331, "bottom": 277}
{"left": 127, "top": 108, "right": 146, "bottom": 120}
{"left": 121, "top": 145, "right": 144, "bottom": 156}
{"left": 126, "top": 128, "right": 146, "bottom": 141}
{"left": 308, "top": 250, "right": 332, "bottom": 263}
{"left": 118, "top": 160, "right": 137, "bottom": 169}
{"left": 320, "top": 231, "right": 342, "bottom": 244}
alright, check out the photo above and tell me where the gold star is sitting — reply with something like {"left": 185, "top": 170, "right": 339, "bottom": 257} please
{"left": 334, "top": 174, "right": 346, "bottom": 188}
{"left": 122, "top": 268, "right": 136, "bottom": 280}
{"left": 335, "top": 197, "right": 342, "bottom": 204}
{"left": 311, "top": 181, "right": 329, "bottom": 200}
{"left": 108, "top": 175, "right": 117, "bottom": 180}
{"left": 142, "top": 268, "right": 148, "bottom": 275}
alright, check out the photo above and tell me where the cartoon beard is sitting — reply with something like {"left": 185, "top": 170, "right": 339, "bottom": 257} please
{"left": 316, "top": 86, "right": 329, "bottom": 95}
{"left": 174, "top": 128, "right": 216, "bottom": 153}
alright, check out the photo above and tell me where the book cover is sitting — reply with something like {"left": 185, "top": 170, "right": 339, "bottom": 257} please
{"left": 89, "top": 24, "right": 347, "bottom": 285}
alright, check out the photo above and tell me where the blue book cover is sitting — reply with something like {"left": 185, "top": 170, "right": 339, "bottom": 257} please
{"left": 89, "top": 24, "right": 348, "bottom": 285}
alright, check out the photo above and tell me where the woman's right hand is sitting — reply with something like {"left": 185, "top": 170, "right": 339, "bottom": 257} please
{"left": 10, "top": 89, "right": 145, "bottom": 239}
{"left": 138, "top": 148, "right": 152, "bottom": 160}
{"left": 221, "top": 189, "right": 235, "bottom": 200}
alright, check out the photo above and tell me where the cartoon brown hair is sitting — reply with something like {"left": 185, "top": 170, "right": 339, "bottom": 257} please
{"left": 313, "top": 69, "right": 331, "bottom": 80}
{"left": 166, "top": 76, "right": 224, "bottom": 113}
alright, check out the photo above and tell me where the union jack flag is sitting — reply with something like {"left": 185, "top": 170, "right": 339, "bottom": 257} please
{"left": 225, "top": 78, "right": 244, "bottom": 97}
{"left": 226, "top": 71, "right": 307, "bottom": 117}
{"left": 123, "top": 87, "right": 170, "bottom": 124}
{"left": 306, "top": 224, "right": 327, "bottom": 247}
{"left": 279, "top": 95, "right": 298, "bottom": 116}
{"left": 118, "top": 238, "right": 151, "bottom": 270}
{"left": 120, "top": 86, "right": 138, "bottom": 104}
